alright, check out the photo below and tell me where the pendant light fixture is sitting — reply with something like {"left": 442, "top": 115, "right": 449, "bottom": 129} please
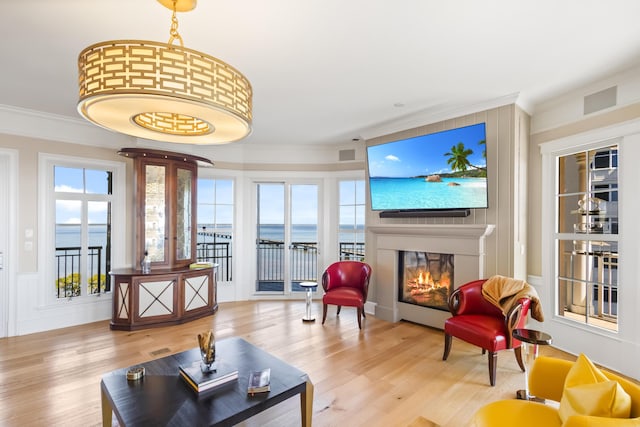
{"left": 77, "top": 0, "right": 252, "bottom": 145}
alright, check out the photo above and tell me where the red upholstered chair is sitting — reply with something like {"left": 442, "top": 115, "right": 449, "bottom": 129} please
{"left": 442, "top": 279, "right": 531, "bottom": 386}
{"left": 321, "top": 261, "right": 372, "bottom": 329}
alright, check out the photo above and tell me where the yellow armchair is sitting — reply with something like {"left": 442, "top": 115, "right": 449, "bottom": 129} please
{"left": 472, "top": 356, "right": 640, "bottom": 427}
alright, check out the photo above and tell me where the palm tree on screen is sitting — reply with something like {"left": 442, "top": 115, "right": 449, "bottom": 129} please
{"left": 444, "top": 142, "right": 487, "bottom": 173}
{"left": 445, "top": 142, "right": 474, "bottom": 172}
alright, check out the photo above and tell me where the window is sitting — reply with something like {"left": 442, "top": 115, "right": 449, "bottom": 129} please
{"left": 197, "top": 178, "right": 234, "bottom": 282}
{"left": 339, "top": 180, "right": 365, "bottom": 260}
{"left": 54, "top": 166, "right": 113, "bottom": 298}
{"left": 556, "top": 144, "right": 619, "bottom": 332}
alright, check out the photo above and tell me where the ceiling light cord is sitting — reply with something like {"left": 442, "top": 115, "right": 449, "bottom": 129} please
{"left": 168, "top": 1, "right": 184, "bottom": 47}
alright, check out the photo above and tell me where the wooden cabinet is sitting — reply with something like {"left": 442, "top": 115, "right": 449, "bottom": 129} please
{"left": 112, "top": 148, "right": 217, "bottom": 330}
{"left": 110, "top": 266, "right": 217, "bottom": 331}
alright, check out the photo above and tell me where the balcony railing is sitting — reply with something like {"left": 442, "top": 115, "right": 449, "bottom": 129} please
{"left": 196, "top": 241, "right": 232, "bottom": 282}
{"left": 256, "top": 240, "right": 318, "bottom": 291}
{"left": 255, "top": 241, "right": 365, "bottom": 291}
{"left": 55, "top": 239, "right": 364, "bottom": 296}
{"left": 55, "top": 246, "right": 107, "bottom": 298}
{"left": 197, "top": 230, "right": 233, "bottom": 282}
{"left": 339, "top": 242, "right": 365, "bottom": 261}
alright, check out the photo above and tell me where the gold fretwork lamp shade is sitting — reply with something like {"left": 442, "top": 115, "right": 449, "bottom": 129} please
{"left": 77, "top": 1, "right": 252, "bottom": 145}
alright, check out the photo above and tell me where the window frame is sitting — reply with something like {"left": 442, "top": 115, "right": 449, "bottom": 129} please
{"left": 196, "top": 176, "right": 235, "bottom": 283}
{"left": 38, "top": 153, "right": 126, "bottom": 307}
{"left": 337, "top": 179, "right": 365, "bottom": 261}
{"left": 542, "top": 136, "right": 623, "bottom": 337}
{"left": 554, "top": 144, "right": 619, "bottom": 332}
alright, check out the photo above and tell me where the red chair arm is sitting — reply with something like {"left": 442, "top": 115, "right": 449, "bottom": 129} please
{"left": 448, "top": 280, "right": 499, "bottom": 316}
{"left": 321, "top": 269, "right": 330, "bottom": 292}
{"left": 361, "top": 271, "right": 370, "bottom": 302}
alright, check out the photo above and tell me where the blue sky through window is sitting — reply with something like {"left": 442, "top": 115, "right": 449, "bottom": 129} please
{"left": 54, "top": 166, "right": 111, "bottom": 224}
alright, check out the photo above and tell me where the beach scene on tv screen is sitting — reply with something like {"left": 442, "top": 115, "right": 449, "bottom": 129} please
{"left": 367, "top": 123, "right": 488, "bottom": 210}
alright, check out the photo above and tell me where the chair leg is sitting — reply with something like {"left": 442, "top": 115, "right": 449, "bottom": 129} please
{"left": 322, "top": 304, "right": 328, "bottom": 324}
{"left": 488, "top": 351, "right": 497, "bottom": 386}
{"left": 337, "top": 306, "right": 342, "bottom": 315}
{"left": 356, "top": 307, "right": 363, "bottom": 329}
{"left": 514, "top": 345, "right": 525, "bottom": 372}
{"left": 443, "top": 334, "right": 452, "bottom": 360}
{"left": 482, "top": 348, "right": 486, "bottom": 355}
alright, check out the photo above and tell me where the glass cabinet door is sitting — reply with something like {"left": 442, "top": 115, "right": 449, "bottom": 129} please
{"left": 176, "top": 167, "right": 193, "bottom": 261}
{"left": 144, "top": 164, "right": 167, "bottom": 264}
{"left": 132, "top": 151, "right": 199, "bottom": 270}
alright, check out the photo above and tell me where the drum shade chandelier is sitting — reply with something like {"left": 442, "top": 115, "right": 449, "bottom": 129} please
{"left": 77, "top": 0, "right": 252, "bottom": 145}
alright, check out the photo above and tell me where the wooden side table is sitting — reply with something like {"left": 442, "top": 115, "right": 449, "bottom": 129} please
{"left": 299, "top": 282, "right": 318, "bottom": 322}
{"left": 512, "top": 328, "right": 553, "bottom": 400}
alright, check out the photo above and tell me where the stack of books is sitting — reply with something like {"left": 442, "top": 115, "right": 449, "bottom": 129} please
{"left": 179, "top": 361, "right": 238, "bottom": 393}
{"left": 247, "top": 368, "right": 271, "bottom": 395}
{"left": 189, "top": 261, "right": 214, "bottom": 269}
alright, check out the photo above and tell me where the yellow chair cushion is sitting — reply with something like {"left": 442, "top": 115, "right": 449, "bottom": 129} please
{"left": 472, "top": 399, "right": 562, "bottom": 427}
{"left": 559, "top": 353, "right": 632, "bottom": 423}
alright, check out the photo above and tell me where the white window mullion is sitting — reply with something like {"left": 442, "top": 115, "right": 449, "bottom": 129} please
{"left": 80, "top": 198, "right": 88, "bottom": 297}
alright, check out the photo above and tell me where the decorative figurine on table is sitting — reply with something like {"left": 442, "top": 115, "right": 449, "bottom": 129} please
{"left": 198, "top": 330, "right": 216, "bottom": 373}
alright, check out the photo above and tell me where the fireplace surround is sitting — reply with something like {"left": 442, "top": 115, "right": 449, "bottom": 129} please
{"left": 368, "top": 224, "right": 495, "bottom": 329}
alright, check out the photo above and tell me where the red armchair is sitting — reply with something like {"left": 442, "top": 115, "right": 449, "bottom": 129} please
{"left": 442, "top": 279, "right": 531, "bottom": 386}
{"left": 321, "top": 261, "right": 372, "bottom": 329}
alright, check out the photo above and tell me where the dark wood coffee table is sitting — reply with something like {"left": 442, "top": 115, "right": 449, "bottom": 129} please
{"left": 100, "top": 336, "right": 313, "bottom": 426}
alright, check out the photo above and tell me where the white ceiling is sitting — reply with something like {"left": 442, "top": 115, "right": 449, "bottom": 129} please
{"left": 3, "top": 0, "right": 640, "bottom": 147}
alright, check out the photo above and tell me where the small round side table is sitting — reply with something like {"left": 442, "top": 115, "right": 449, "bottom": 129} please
{"left": 512, "top": 328, "right": 553, "bottom": 400}
{"left": 299, "top": 282, "right": 318, "bottom": 322}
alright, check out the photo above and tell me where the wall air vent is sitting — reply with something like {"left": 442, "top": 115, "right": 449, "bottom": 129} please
{"left": 584, "top": 86, "right": 617, "bottom": 115}
{"left": 339, "top": 149, "right": 356, "bottom": 161}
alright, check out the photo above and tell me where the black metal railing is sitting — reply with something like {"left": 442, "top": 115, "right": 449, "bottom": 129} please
{"left": 55, "top": 246, "right": 107, "bottom": 298}
{"left": 196, "top": 230, "right": 233, "bottom": 282}
{"left": 289, "top": 242, "right": 318, "bottom": 282}
{"left": 256, "top": 240, "right": 318, "bottom": 290}
{"left": 339, "top": 242, "right": 365, "bottom": 261}
{"left": 196, "top": 241, "right": 232, "bottom": 281}
{"left": 257, "top": 239, "right": 285, "bottom": 282}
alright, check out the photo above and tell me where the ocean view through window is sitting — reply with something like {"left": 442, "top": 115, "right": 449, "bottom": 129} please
{"left": 54, "top": 166, "right": 112, "bottom": 298}
{"left": 197, "top": 178, "right": 234, "bottom": 282}
{"left": 339, "top": 180, "right": 365, "bottom": 261}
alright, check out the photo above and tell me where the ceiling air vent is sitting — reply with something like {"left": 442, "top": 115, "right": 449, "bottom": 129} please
{"left": 584, "top": 86, "right": 617, "bottom": 115}
{"left": 339, "top": 149, "right": 356, "bottom": 161}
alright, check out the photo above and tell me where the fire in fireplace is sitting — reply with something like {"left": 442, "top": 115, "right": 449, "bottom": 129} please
{"left": 399, "top": 251, "right": 454, "bottom": 311}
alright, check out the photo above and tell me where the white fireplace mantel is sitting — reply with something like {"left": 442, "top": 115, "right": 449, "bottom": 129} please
{"left": 367, "top": 224, "right": 495, "bottom": 239}
{"left": 368, "top": 223, "right": 495, "bottom": 329}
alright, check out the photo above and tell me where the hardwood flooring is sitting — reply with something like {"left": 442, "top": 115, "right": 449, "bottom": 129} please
{"left": 0, "top": 300, "right": 574, "bottom": 427}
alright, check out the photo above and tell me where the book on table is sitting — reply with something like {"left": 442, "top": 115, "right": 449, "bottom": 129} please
{"left": 179, "top": 360, "right": 238, "bottom": 393}
{"left": 247, "top": 368, "right": 271, "bottom": 395}
{"left": 189, "top": 261, "right": 214, "bottom": 269}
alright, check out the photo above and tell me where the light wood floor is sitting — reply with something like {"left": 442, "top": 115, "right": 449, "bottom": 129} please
{"left": 0, "top": 300, "right": 574, "bottom": 427}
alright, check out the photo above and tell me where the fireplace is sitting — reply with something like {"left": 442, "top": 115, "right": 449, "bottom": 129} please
{"left": 399, "top": 251, "right": 454, "bottom": 311}
{"left": 367, "top": 224, "right": 494, "bottom": 328}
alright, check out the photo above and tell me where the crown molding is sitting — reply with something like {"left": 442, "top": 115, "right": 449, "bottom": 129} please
{"left": 359, "top": 93, "right": 522, "bottom": 141}
{"left": 0, "top": 104, "right": 132, "bottom": 148}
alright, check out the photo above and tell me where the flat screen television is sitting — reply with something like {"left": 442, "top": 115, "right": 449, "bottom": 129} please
{"left": 366, "top": 122, "right": 488, "bottom": 214}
